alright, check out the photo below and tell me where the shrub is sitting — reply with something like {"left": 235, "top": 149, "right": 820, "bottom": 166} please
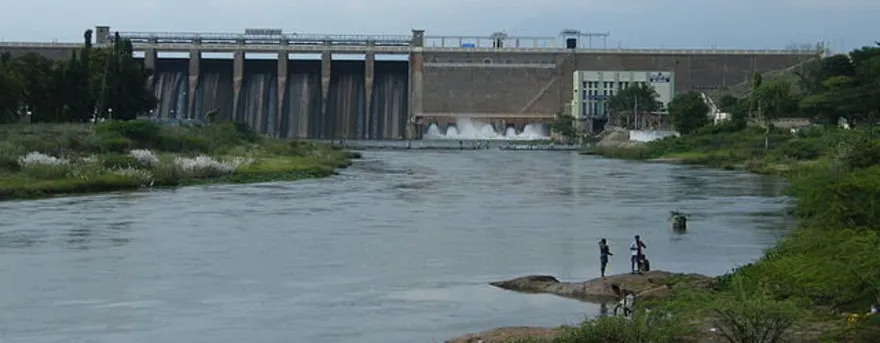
{"left": 128, "top": 149, "right": 159, "bottom": 167}
{"left": 174, "top": 155, "right": 242, "bottom": 178}
{"left": 552, "top": 311, "right": 686, "bottom": 343}
{"left": 111, "top": 167, "right": 154, "bottom": 186}
{"left": 96, "top": 135, "right": 133, "bottom": 153}
{"left": 712, "top": 278, "right": 800, "bottom": 343}
{"left": 155, "top": 132, "right": 211, "bottom": 153}
{"left": 788, "top": 166, "right": 880, "bottom": 229}
{"left": 836, "top": 313, "right": 880, "bottom": 343}
{"left": 95, "top": 120, "right": 162, "bottom": 146}
{"left": 834, "top": 135, "right": 880, "bottom": 171}
{"left": 777, "top": 139, "right": 825, "bottom": 160}
{"left": 101, "top": 154, "right": 140, "bottom": 169}
{"left": 18, "top": 152, "right": 68, "bottom": 167}
{"left": 0, "top": 142, "right": 25, "bottom": 171}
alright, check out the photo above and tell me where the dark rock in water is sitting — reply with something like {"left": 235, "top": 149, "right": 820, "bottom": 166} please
{"left": 489, "top": 270, "right": 714, "bottom": 303}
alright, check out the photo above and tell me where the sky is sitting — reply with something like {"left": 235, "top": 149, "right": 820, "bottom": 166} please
{"left": 0, "top": 0, "right": 878, "bottom": 53}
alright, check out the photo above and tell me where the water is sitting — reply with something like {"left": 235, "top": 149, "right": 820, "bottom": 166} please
{"left": 147, "top": 59, "right": 408, "bottom": 139}
{"left": 424, "top": 118, "right": 550, "bottom": 140}
{"left": 0, "top": 151, "right": 793, "bottom": 343}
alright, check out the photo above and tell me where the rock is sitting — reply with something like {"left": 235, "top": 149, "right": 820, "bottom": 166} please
{"left": 489, "top": 270, "right": 715, "bottom": 303}
{"left": 445, "top": 326, "right": 561, "bottom": 343}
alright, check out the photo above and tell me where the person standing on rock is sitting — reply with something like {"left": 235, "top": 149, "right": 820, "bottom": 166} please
{"left": 630, "top": 235, "right": 647, "bottom": 274}
{"left": 599, "top": 238, "right": 613, "bottom": 278}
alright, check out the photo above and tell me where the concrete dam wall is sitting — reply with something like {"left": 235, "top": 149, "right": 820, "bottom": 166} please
{"left": 0, "top": 27, "right": 819, "bottom": 139}
{"left": 145, "top": 58, "right": 408, "bottom": 139}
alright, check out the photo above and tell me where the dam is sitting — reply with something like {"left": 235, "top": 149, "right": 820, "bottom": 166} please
{"left": 0, "top": 26, "right": 820, "bottom": 139}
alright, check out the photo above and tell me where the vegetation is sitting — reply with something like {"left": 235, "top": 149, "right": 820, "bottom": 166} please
{"left": 542, "top": 43, "right": 880, "bottom": 342}
{"left": 607, "top": 82, "right": 661, "bottom": 129}
{"left": 0, "top": 29, "right": 155, "bottom": 123}
{"left": 667, "top": 92, "right": 710, "bottom": 135}
{"left": 0, "top": 121, "right": 354, "bottom": 200}
{"left": 550, "top": 113, "right": 578, "bottom": 141}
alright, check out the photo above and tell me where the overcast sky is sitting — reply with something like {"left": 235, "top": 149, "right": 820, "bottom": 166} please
{"left": 1, "top": 0, "right": 877, "bottom": 52}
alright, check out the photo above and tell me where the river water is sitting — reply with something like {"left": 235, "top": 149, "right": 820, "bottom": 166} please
{"left": 0, "top": 151, "right": 793, "bottom": 343}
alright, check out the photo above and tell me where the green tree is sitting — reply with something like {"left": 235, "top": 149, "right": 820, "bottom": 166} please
{"left": 753, "top": 78, "right": 796, "bottom": 149}
{"left": 607, "top": 83, "right": 660, "bottom": 129}
{"left": 550, "top": 112, "right": 578, "bottom": 139}
{"left": 668, "top": 92, "right": 710, "bottom": 134}
{"left": 719, "top": 94, "right": 749, "bottom": 127}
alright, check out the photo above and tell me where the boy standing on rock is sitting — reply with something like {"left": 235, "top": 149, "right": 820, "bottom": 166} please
{"left": 599, "top": 238, "right": 613, "bottom": 278}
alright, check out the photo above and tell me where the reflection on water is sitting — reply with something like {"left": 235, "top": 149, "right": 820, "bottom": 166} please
{"left": 0, "top": 151, "right": 794, "bottom": 343}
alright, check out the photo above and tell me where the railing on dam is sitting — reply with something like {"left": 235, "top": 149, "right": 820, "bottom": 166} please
{"left": 0, "top": 41, "right": 820, "bottom": 56}
{"left": 117, "top": 31, "right": 413, "bottom": 46}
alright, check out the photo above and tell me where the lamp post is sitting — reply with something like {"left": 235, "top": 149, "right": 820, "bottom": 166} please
{"left": 108, "top": 108, "right": 113, "bottom": 121}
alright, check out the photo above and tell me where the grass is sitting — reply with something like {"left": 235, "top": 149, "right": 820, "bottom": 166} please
{"left": 518, "top": 124, "right": 880, "bottom": 343}
{"left": 0, "top": 121, "right": 356, "bottom": 200}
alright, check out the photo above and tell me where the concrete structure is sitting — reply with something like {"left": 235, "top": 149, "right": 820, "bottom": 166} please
{"left": 571, "top": 70, "right": 675, "bottom": 131}
{"left": 0, "top": 26, "right": 820, "bottom": 139}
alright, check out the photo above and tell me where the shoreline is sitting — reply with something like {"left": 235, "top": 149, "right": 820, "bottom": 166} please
{"left": 0, "top": 122, "right": 359, "bottom": 202}
{"left": 0, "top": 158, "right": 355, "bottom": 202}
{"left": 445, "top": 143, "right": 823, "bottom": 343}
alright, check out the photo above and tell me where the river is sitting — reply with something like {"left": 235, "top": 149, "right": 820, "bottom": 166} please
{"left": 0, "top": 150, "right": 794, "bottom": 343}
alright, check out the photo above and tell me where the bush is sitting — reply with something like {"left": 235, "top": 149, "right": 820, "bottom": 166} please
{"left": 712, "top": 278, "right": 800, "bottom": 343}
{"left": 21, "top": 164, "right": 71, "bottom": 180}
{"left": 155, "top": 132, "right": 211, "bottom": 153}
{"left": 835, "top": 135, "right": 880, "bottom": 171}
{"left": 95, "top": 120, "right": 161, "bottom": 146}
{"left": 96, "top": 135, "right": 133, "bottom": 153}
{"left": 101, "top": 154, "right": 140, "bottom": 169}
{"left": 788, "top": 166, "right": 880, "bottom": 230}
{"left": 836, "top": 313, "right": 880, "bottom": 343}
{"left": 551, "top": 311, "right": 687, "bottom": 343}
{"left": 777, "top": 139, "right": 825, "bottom": 160}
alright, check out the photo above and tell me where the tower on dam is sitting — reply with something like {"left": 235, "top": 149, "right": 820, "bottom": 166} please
{"left": 0, "top": 27, "right": 820, "bottom": 139}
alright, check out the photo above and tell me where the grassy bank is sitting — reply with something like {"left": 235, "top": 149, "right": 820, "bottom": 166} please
{"left": 514, "top": 126, "right": 880, "bottom": 342}
{"left": 590, "top": 123, "right": 878, "bottom": 175}
{"left": 0, "top": 121, "right": 356, "bottom": 200}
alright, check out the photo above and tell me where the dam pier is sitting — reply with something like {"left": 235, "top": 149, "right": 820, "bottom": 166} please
{"left": 0, "top": 26, "right": 820, "bottom": 139}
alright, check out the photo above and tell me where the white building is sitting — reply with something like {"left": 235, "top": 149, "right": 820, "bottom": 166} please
{"left": 571, "top": 70, "right": 675, "bottom": 130}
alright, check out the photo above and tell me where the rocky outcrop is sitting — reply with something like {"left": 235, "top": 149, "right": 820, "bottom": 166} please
{"left": 445, "top": 271, "right": 717, "bottom": 343}
{"left": 445, "top": 327, "right": 560, "bottom": 343}
{"left": 489, "top": 270, "right": 715, "bottom": 303}
{"left": 594, "top": 127, "right": 644, "bottom": 150}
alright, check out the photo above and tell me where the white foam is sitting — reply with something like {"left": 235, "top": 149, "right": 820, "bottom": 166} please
{"left": 423, "top": 118, "right": 549, "bottom": 140}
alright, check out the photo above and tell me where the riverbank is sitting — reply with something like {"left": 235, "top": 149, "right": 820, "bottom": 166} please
{"left": 449, "top": 125, "right": 880, "bottom": 342}
{"left": 0, "top": 122, "right": 357, "bottom": 201}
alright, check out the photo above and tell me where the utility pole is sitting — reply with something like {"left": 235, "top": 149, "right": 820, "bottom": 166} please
{"left": 633, "top": 94, "right": 638, "bottom": 130}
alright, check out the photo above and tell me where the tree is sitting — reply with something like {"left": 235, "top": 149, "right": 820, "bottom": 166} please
{"left": 719, "top": 94, "right": 749, "bottom": 127}
{"left": 607, "top": 83, "right": 660, "bottom": 129}
{"left": 753, "top": 78, "right": 796, "bottom": 149}
{"left": 0, "top": 33, "right": 155, "bottom": 123}
{"left": 0, "top": 57, "right": 24, "bottom": 123}
{"left": 550, "top": 112, "right": 578, "bottom": 139}
{"left": 668, "top": 92, "right": 710, "bottom": 134}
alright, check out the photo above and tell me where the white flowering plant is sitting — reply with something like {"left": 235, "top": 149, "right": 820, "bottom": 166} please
{"left": 129, "top": 149, "right": 160, "bottom": 167}
{"left": 17, "top": 152, "right": 72, "bottom": 179}
{"left": 173, "top": 155, "right": 253, "bottom": 178}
